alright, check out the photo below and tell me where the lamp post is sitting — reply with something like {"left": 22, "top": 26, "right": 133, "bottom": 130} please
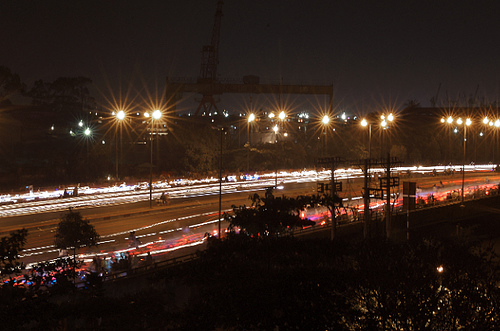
{"left": 279, "top": 110, "right": 286, "bottom": 124}
{"left": 457, "top": 117, "right": 471, "bottom": 204}
{"left": 247, "top": 113, "right": 255, "bottom": 174}
{"left": 495, "top": 119, "right": 500, "bottom": 164}
{"left": 380, "top": 113, "right": 393, "bottom": 157}
{"left": 361, "top": 113, "right": 393, "bottom": 159}
{"left": 360, "top": 118, "right": 372, "bottom": 159}
{"left": 440, "top": 116, "right": 454, "bottom": 164}
{"left": 481, "top": 116, "right": 490, "bottom": 163}
{"left": 322, "top": 115, "right": 330, "bottom": 156}
{"left": 278, "top": 110, "right": 286, "bottom": 138}
{"left": 145, "top": 109, "right": 162, "bottom": 208}
{"left": 115, "top": 110, "right": 125, "bottom": 180}
{"left": 359, "top": 118, "right": 372, "bottom": 238}
{"left": 273, "top": 124, "right": 279, "bottom": 187}
{"left": 483, "top": 117, "right": 500, "bottom": 164}
{"left": 442, "top": 116, "right": 471, "bottom": 204}
{"left": 83, "top": 127, "right": 92, "bottom": 181}
{"left": 218, "top": 127, "right": 224, "bottom": 239}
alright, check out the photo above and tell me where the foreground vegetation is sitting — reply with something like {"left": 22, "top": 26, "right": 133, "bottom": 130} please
{"left": 1, "top": 192, "right": 498, "bottom": 329}
{"left": 1, "top": 231, "right": 498, "bottom": 330}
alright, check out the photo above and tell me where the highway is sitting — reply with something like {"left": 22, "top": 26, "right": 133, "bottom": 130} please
{"left": 1, "top": 166, "right": 499, "bottom": 268}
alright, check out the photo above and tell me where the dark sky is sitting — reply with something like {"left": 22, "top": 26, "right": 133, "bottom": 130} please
{"left": 2, "top": 0, "right": 500, "bottom": 114}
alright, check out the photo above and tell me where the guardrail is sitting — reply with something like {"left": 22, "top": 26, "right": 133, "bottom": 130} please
{"left": 102, "top": 252, "right": 199, "bottom": 283}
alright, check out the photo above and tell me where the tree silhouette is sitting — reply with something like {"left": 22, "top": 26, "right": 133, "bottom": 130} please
{"left": 0, "top": 66, "right": 25, "bottom": 102}
{"left": 225, "top": 188, "right": 317, "bottom": 237}
{"left": 54, "top": 210, "right": 99, "bottom": 281}
{"left": 0, "top": 228, "right": 28, "bottom": 273}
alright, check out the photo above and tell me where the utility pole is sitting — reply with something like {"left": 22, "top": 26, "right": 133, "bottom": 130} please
{"left": 363, "top": 158, "right": 371, "bottom": 238}
{"left": 353, "top": 155, "right": 401, "bottom": 239}
{"left": 316, "top": 157, "right": 343, "bottom": 240}
{"left": 385, "top": 153, "right": 391, "bottom": 239}
{"left": 218, "top": 127, "right": 225, "bottom": 239}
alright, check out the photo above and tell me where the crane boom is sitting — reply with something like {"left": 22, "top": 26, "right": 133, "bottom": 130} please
{"left": 198, "top": 0, "right": 223, "bottom": 84}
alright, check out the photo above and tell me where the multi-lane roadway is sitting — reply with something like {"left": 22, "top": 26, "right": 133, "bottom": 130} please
{"left": 2, "top": 165, "right": 499, "bottom": 268}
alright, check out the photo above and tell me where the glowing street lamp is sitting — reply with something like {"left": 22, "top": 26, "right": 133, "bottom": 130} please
{"left": 380, "top": 113, "right": 393, "bottom": 129}
{"left": 360, "top": 118, "right": 372, "bottom": 159}
{"left": 248, "top": 113, "right": 256, "bottom": 123}
{"left": 116, "top": 110, "right": 125, "bottom": 121}
{"left": 114, "top": 110, "right": 126, "bottom": 180}
{"left": 481, "top": 117, "right": 500, "bottom": 164}
{"left": 273, "top": 124, "right": 279, "bottom": 186}
{"left": 442, "top": 116, "right": 471, "bottom": 204}
{"left": 277, "top": 110, "right": 287, "bottom": 137}
{"left": 460, "top": 117, "right": 471, "bottom": 204}
{"left": 145, "top": 110, "right": 162, "bottom": 208}
{"left": 361, "top": 113, "right": 394, "bottom": 159}
{"left": 279, "top": 111, "right": 286, "bottom": 121}
{"left": 441, "top": 116, "right": 455, "bottom": 164}
{"left": 380, "top": 113, "right": 394, "bottom": 156}
{"left": 321, "top": 115, "right": 330, "bottom": 156}
{"left": 322, "top": 115, "right": 330, "bottom": 125}
{"left": 247, "top": 113, "right": 255, "bottom": 173}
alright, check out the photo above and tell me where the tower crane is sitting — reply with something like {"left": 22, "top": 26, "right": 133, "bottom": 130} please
{"left": 196, "top": 0, "right": 224, "bottom": 114}
{"left": 165, "top": 0, "right": 333, "bottom": 116}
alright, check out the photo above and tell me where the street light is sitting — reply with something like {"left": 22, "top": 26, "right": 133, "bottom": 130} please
{"left": 272, "top": 111, "right": 286, "bottom": 187}
{"left": 145, "top": 109, "right": 162, "bottom": 208}
{"left": 247, "top": 113, "right": 255, "bottom": 174}
{"left": 460, "top": 117, "right": 472, "bottom": 204}
{"left": 279, "top": 110, "right": 286, "bottom": 121}
{"left": 360, "top": 113, "right": 394, "bottom": 159}
{"left": 484, "top": 118, "right": 500, "bottom": 164}
{"left": 441, "top": 116, "right": 454, "bottom": 164}
{"left": 442, "top": 116, "right": 471, "bottom": 204}
{"left": 114, "top": 110, "right": 126, "bottom": 180}
{"left": 321, "top": 115, "right": 330, "bottom": 156}
{"left": 379, "top": 113, "right": 394, "bottom": 157}
{"left": 360, "top": 118, "right": 372, "bottom": 159}
{"left": 273, "top": 124, "right": 279, "bottom": 187}
{"left": 218, "top": 127, "right": 225, "bottom": 239}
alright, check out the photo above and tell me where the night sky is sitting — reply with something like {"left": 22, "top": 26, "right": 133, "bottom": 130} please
{"left": 2, "top": 0, "right": 500, "bottom": 113}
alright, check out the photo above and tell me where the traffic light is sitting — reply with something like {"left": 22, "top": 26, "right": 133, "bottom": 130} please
{"left": 317, "top": 182, "right": 325, "bottom": 193}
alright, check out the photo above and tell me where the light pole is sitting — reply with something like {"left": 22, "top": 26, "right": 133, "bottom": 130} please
{"left": 380, "top": 113, "right": 393, "bottom": 157}
{"left": 145, "top": 109, "right": 162, "bottom": 208}
{"left": 83, "top": 127, "right": 92, "bottom": 181}
{"left": 457, "top": 117, "right": 471, "bottom": 204}
{"left": 360, "top": 118, "right": 372, "bottom": 159}
{"left": 273, "top": 124, "right": 279, "bottom": 187}
{"left": 115, "top": 110, "right": 125, "bottom": 180}
{"left": 481, "top": 116, "right": 490, "bottom": 163}
{"left": 442, "top": 116, "right": 471, "bottom": 204}
{"left": 361, "top": 113, "right": 393, "bottom": 159}
{"left": 279, "top": 110, "right": 286, "bottom": 127}
{"left": 440, "top": 116, "right": 454, "bottom": 164}
{"left": 247, "top": 113, "right": 255, "bottom": 174}
{"left": 218, "top": 127, "right": 224, "bottom": 239}
{"left": 483, "top": 117, "right": 500, "bottom": 164}
{"left": 495, "top": 119, "right": 500, "bottom": 164}
{"left": 322, "top": 115, "right": 330, "bottom": 156}
{"left": 278, "top": 110, "right": 286, "bottom": 138}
